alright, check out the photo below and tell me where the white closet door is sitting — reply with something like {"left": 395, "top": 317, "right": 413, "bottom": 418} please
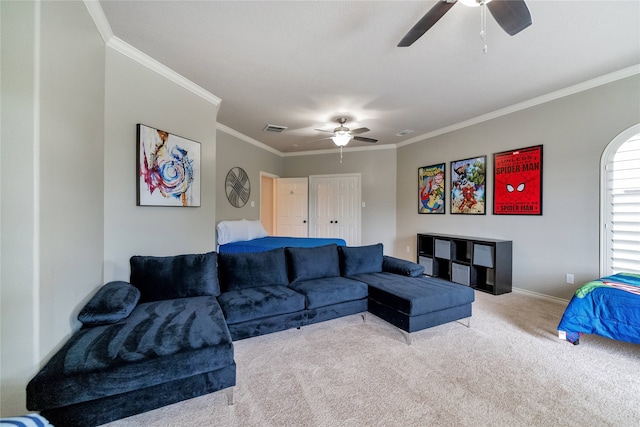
{"left": 333, "top": 175, "right": 360, "bottom": 245}
{"left": 310, "top": 177, "right": 335, "bottom": 239}
{"left": 276, "top": 178, "right": 308, "bottom": 237}
{"left": 309, "top": 174, "right": 361, "bottom": 246}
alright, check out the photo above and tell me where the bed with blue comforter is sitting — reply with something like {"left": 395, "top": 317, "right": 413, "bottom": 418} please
{"left": 218, "top": 236, "right": 346, "bottom": 253}
{"left": 557, "top": 273, "right": 640, "bottom": 345}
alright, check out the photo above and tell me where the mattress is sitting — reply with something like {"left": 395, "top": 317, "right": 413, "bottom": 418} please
{"left": 218, "top": 236, "right": 346, "bottom": 254}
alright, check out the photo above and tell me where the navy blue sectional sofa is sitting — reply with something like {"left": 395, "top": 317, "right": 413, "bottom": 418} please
{"left": 26, "top": 243, "right": 474, "bottom": 426}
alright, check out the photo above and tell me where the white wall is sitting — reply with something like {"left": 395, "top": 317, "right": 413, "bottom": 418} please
{"left": 1, "top": 1, "right": 105, "bottom": 416}
{"left": 396, "top": 75, "right": 640, "bottom": 300}
{"left": 103, "top": 48, "right": 220, "bottom": 282}
{"left": 283, "top": 147, "right": 397, "bottom": 252}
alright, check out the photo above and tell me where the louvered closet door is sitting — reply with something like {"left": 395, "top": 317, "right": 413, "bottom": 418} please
{"left": 604, "top": 132, "right": 640, "bottom": 274}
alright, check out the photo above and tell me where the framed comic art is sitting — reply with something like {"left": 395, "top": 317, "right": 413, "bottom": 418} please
{"left": 493, "top": 145, "right": 543, "bottom": 215}
{"left": 451, "top": 156, "right": 486, "bottom": 214}
{"left": 418, "top": 163, "right": 445, "bottom": 214}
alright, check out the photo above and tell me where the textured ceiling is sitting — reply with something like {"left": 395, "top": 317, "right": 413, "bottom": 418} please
{"left": 99, "top": 1, "right": 640, "bottom": 153}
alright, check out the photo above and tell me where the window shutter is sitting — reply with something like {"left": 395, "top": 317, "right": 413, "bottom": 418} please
{"left": 607, "top": 135, "right": 640, "bottom": 274}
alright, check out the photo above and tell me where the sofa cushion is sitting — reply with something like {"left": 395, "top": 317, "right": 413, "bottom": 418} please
{"left": 77, "top": 281, "right": 140, "bottom": 326}
{"left": 218, "top": 248, "right": 289, "bottom": 292}
{"left": 382, "top": 255, "right": 425, "bottom": 277}
{"left": 289, "top": 276, "right": 368, "bottom": 309}
{"left": 286, "top": 244, "right": 340, "bottom": 283}
{"left": 130, "top": 252, "right": 219, "bottom": 302}
{"left": 217, "top": 286, "right": 306, "bottom": 325}
{"left": 27, "top": 296, "right": 234, "bottom": 410}
{"left": 338, "top": 244, "right": 383, "bottom": 276}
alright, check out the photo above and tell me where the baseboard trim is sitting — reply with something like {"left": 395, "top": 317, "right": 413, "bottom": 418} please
{"left": 512, "top": 287, "right": 569, "bottom": 305}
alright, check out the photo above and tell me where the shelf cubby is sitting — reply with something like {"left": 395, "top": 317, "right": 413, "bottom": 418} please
{"left": 417, "top": 233, "right": 512, "bottom": 295}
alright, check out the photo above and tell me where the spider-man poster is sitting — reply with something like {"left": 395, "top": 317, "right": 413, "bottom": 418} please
{"left": 493, "top": 145, "right": 543, "bottom": 215}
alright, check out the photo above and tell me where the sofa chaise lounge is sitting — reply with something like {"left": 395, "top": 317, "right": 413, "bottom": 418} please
{"left": 27, "top": 243, "right": 474, "bottom": 426}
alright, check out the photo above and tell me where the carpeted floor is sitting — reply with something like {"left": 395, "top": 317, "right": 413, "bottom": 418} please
{"left": 104, "top": 290, "right": 640, "bottom": 427}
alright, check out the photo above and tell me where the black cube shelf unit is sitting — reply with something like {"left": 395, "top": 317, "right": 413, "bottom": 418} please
{"left": 417, "top": 233, "right": 512, "bottom": 295}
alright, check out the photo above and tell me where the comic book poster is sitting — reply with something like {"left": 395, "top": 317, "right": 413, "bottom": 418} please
{"left": 450, "top": 156, "right": 486, "bottom": 214}
{"left": 418, "top": 164, "right": 445, "bottom": 214}
{"left": 493, "top": 145, "right": 543, "bottom": 215}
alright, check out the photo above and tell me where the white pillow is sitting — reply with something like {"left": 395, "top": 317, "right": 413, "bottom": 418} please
{"left": 216, "top": 219, "right": 267, "bottom": 245}
{"left": 245, "top": 219, "right": 268, "bottom": 240}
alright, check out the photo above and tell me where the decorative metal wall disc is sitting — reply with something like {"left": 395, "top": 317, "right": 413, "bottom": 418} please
{"left": 225, "top": 167, "right": 250, "bottom": 207}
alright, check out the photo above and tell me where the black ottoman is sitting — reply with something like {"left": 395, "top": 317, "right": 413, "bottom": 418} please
{"left": 354, "top": 273, "right": 475, "bottom": 343}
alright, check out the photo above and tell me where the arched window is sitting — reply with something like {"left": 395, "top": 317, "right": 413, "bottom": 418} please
{"left": 601, "top": 124, "right": 640, "bottom": 275}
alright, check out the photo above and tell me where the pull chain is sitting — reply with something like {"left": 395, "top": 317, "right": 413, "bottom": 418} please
{"left": 480, "top": 2, "right": 488, "bottom": 54}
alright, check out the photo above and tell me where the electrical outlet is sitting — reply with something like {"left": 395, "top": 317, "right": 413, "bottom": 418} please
{"left": 566, "top": 273, "right": 574, "bottom": 285}
{"left": 406, "top": 246, "right": 411, "bottom": 253}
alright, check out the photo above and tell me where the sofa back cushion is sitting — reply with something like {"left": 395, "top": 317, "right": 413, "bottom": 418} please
{"left": 286, "top": 244, "right": 340, "bottom": 283}
{"left": 382, "top": 255, "right": 425, "bottom": 277}
{"left": 338, "top": 243, "right": 384, "bottom": 276}
{"left": 218, "top": 248, "right": 289, "bottom": 292}
{"left": 130, "top": 251, "right": 219, "bottom": 302}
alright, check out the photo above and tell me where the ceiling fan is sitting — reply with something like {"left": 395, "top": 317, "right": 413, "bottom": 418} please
{"left": 398, "top": 0, "right": 532, "bottom": 48}
{"left": 315, "top": 117, "right": 378, "bottom": 147}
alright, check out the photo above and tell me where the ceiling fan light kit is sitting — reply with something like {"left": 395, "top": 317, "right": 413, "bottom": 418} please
{"left": 331, "top": 132, "right": 352, "bottom": 147}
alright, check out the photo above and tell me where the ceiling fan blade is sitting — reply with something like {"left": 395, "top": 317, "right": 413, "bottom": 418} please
{"left": 397, "top": 0, "right": 457, "bottom": 47}
{"left": 487, "top": 0, "right": 532, "bottom": 36}
{"left": 314, "top": 128, "right": 334, "bottom": 134}
{"left": 353, "top": 136, "right": 377, "bottom": 143}
{"left": 350, "top": 127, "right": 370, "bottom": 135}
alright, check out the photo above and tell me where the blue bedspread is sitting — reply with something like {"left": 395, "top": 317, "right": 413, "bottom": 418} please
{"left": 218, "top": 236, "right": 346, "bottom": 254}
{"left": 557, "top": 273, "right": 640, "bottom": 344}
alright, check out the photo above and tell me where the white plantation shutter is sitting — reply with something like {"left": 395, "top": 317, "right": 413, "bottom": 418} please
{"left": 603, "top": 131, "right": 640, "bottom": 275}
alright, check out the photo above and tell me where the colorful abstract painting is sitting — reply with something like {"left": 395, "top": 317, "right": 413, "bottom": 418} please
{"left": 418, "top": 163, "right": 445, "bottom": 214}
{"left": 450, "top": 156, "right": 486, "bottom": 215}
{"left": 137, "top": 124, "right": 201, "bottom": 207}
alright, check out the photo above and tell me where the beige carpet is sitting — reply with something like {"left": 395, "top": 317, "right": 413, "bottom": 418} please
{"left": 104, "top": 291, "right": 640, "bottom": 427}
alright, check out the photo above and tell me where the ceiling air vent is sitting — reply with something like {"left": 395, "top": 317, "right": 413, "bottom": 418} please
{"left": 263, "top": 124, "right": 288, "bottom": 133}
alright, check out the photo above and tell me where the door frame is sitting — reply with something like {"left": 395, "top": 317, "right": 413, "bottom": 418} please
{"left": 260, "top": 171, "right": 279, "bottom": 235}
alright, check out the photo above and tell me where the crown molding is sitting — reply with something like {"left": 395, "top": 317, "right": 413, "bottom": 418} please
{"left": 83, "top": 0, "right": 221, "bottom": 107}
{"left": 398, "top": 64, "right": 640, "bottom": 148}
{"left": 216, "top": 123, "right": 281, "bottom": 156}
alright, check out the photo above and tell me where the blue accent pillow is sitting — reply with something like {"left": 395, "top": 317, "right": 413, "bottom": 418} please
{"left": 382, "top": 255, "right": 425, "bottom": 277}
{"left": 218, "top": 248, "right": 289, "bottom": 292}
{"left": 286, "top": 244, "right": 340, "bottom": 283}
{"left": 78, "top": 281, "right": 140, "bottom": 326}
{"left": 130, "top": 251, "right": 219, "bottom": 302}
{"left": 338, "top": 243, "right": 384, "bottom": 276}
